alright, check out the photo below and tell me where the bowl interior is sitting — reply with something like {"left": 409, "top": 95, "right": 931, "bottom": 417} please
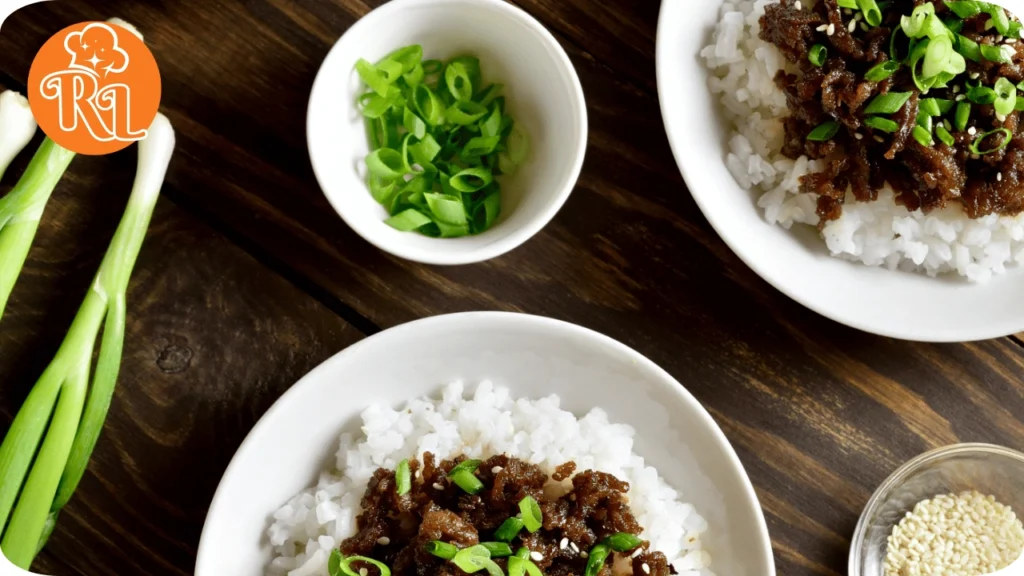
{"left": 853, "top": 446, "right": 1024, "bottom": 576}
{"left": 195, "top": 313, "right": 774, "bottom": 576}
{"left": 307, "top": 0, "right": 585, "bottom": 264}
{"left": 657, "top": 0, "right": 1024, "bottom": 341}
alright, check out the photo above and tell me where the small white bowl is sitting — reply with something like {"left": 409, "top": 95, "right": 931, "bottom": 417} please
{"left": 307, "top": 0, "right": 587, "bottom": 265}
{"left": 194, "top": 312, "right": 775, "bottom": 576}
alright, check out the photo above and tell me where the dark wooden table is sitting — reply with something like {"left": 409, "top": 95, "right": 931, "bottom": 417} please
{"left": 0, "top": 1, "right": 1021, "bottom": 575}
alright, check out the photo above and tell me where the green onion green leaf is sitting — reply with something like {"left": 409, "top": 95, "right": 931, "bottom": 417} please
{"left": 426, "top": 540, "right": 459, "bottom": 560}
{"left": 481, "top": 542, "right": 514, "bottom": 557}
{"left": 584, "top": 544, "right": 611, "bottom": 576}
{"left": 396, "top": 459, "right": 411, "bottom": 495}
{"left": 865, "top": 92, "right": 913, "bottom": 115}
{"left": 806, "top": 121, "right": 841, "bottom": 142}
{"left": 955, "top": 101, "right": 972, "bottom": 131}
{"left": 495, "top": 517, "right": 526, "bottom": 541}
{"left": 865, "top": 61, "right": 900, "bottom": 81}
{"left": 864, "top": 116, "right": 900, "bottom": 133}
{"left": 518, "top": 495, "right": 543, "bottom": 532}
{"left": 605, "top": 532, "right": 644, "bottom": 552}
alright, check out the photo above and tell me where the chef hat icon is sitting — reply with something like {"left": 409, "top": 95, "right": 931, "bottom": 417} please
{"left": 63, "top": 22, "right": 129, "bottom": 77}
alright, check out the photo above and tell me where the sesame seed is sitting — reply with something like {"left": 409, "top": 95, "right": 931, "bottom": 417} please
{"left": 570, "top": 542, "right": 580, "bottom": 553}
{"left": 559, "top": 538, "right": 568, "bottom": 550}
{"left": 432, "top": 482, "right": 444, "bottom": 490}
{"left": 997, "top": 113, "right": 1007, "bottom": 122}
{"left": 1002, "top": 45, "right": 1016, "bottom": 60}
{"left": 827, "top": 23, "right": 836, "bottom": 36}
{"left": 377, "top": 536, "right": 391, "bottom": 545}
{"left": 855, "top": 12, "right": 863, "bottom": 21}
{"left": 848, "top": 19, "right": 857, "bottom": 33}
{"left": 631, "top": 548, "right": 644, "bottom": 558}
{"left": 944, "top": 120, "right": 952, "bottom": 131}
{"left": 415, "top": 469, "right": 422, "bottom": 479}
{"left": 843, "top": 8, "right": 852, "bottom": 15}
{"left": 861, "top": 22, "right": 870, "bottom": 32}
{"left": 855, "top": 133, "right": 864, "bottom": 140}
{"left": 972, "top": 153, "right": 981, "bottom": 160}
{"left": 580, "top": 551, "right": 588, "bottom": 559}
{"left": 794, "top": 0, "right": 802, "bottom": 8}
{"left": 642, "top": 563, "right": 651, "bottom": 574}
{"left": 997, "top": 35, "right": 1005, "bottom": 42}
{"left": 492, "top": 466, "right": 503, "bottom": 474}
{"left": 998, "top": 172, "right": 1004, "bottom": 182}
{"left": 816, "top": 24, "right": 828, "bottom": 32}
{"left": 874, "top": 135, "right": 885, "bottom": 143}
{"left": 1007, "top": 38, "right": 1018, "bottom": 44}
{"left": 953, "top": 85, "right": 960, "bottom": 94}
{"left": 969, "top": 127, "right": 978, "bottom": 135}
{"left": 530, "top": 551, "right": 544, "bottom": 562}
{"left": 956, "top": 94, "right": 966, "bottom": 102}
{"left": 360, "top": 569, "right": 368, "bottom": 576}
{"left": 971, "top": 72, "right": 981, "bottom": 80}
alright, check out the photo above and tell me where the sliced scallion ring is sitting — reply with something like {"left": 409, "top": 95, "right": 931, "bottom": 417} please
{"left": 969, "top": 128, "right": 1013, "bottom": 155}
{"left": 518, "top": 495, "right": 543, "bottom": 532}
{"left": 809, "top": 44, "right": 827, "bottom": 67}
{"left": 857, "top": 0, "right": 882, "bottom": 27}
{"left": 994, "top": 77, "right": 1017, "bottom": 116}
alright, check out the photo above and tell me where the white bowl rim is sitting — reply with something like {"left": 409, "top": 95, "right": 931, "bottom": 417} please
{"left": 306, "top": 0, "right": 589, "bottom": 266}
{"left": 195, "top": 311, "right": 775, "bottom": 574}
{"left": 654, "top": 0, "right": 1024, "bottom": 342}
{"left": 849, "top": 442, "right": 1024, "bottom": 575}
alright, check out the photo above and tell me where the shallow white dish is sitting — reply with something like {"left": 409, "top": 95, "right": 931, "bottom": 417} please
{"left": 307, "top": 0, "right": 587, "bottom": 265}
{"left": 194, "top": 312, "right": 774, "bottom": 576}
{"left": 656, "top": 0, "right": 1024, "bottom": 342}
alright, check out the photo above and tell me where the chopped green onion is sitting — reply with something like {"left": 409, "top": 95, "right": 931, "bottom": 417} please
{"left": 329, "top": 549, "right": 344, "bottom": 575}
{"left": 919, "top": 98, "right": 954, "bottom": 116}
{"left": 917, "top": 112, "right": 933, "bottom": 132}
{"left": 450, "top": 167, "right": 494, "bottom": 192}
{"left": 912, "top": 125, "right": 934, "bottom": 146}
{"left": 384, "top": 44, "right": 423, "bottom": 74}
{"left": 385, "top": 209, "right": 432, "bottom": 232}
{"left": 983, "top": 3, "right": 1010, "bottom": 35}
{"left": 994, "top": 77, "right": 1017, "bottom": 116}
{"left": 943, "top": 17, "right": 964, "bottom": 35}
{"left": 809, "top": 44, "right": 827, "bottom": 67}
{"left": 481, "top": 542, "right": 514, "bottom": 557}
{"left": 864, "top": 116, "right": 900, "bottom": 132}
{"left": 902, "top": 3, "right": 936, "bottom": 38}
{"left": 426, "top": 541, "right": 459, "bottom": 560}
{"left": 945, "top": 0, "right": 983, "bottom": 19}
{"left": 921, "top": 14, "right": 952, "bottom": 41}
{"left": 980, "top": 43, "right": 1012, "bottom": 64}
{"left": 969, "top": 127, "right": 1013, "bottom": 154}
{"left": 857, "top": 0, "right": 882, "bottom": 27}
{"left": 891, "top": 27, "right": 910, "bottom": 62}
{"left": 865, "top": 61, "right": 900, "bottom": 81}
{"left": 518, "top": 495, "right": 543, "bottom": 532}
{"left": 447, "top": 460, "right": 483, "bottom": 477}
{"left": 337, "top": 555, "right": 392, "bottom": 576}
{"left": 422, "top": 59, "right": 443, "bottom": 74}
{"left": 865, "top": 92, "right": 913, "bottom": 115}
{"left": 495, "top": 517, "right": 526, "bottom": 541}
{"left": 445, "top": 62, "right": 474, "bottom": 102}
{"left": 366, "top": 148, "right": 406, "bottom": 180}
{"left": 606, "top": 533, "right": 644, "bottom": 552}
{"left": 807, "top": 121, "right": 840, "bottom": 142}
{"left": 1015, "top": 98, "right": 1024, "bottom": 111}
{"left": 450, "top": 469, "right": 484, "bottom": 494}
{"left": 955, "top": 101, "right": 972, "bottom": 131}
{"left": 956, "top": 34, "right": 981, "bottom": 62}
{"left": 396, "top": 459, "right": 411, "bottom": 495}
{"left": 936, "top": 124, "right": 955, "bottom": 146}
{"left": 453, "top": 545, "right": 492, "bottom": 573}
{"left": 584, "top": 544, "right": 611, "bottom": 576}
{"left": 509, "top": 553, "right": 543, "bottom": 576}
{"left": 966, "top": 85, "right": 997, "bottom": 105}
{"left": 923, "top": 34, "right": 953, "bottom": 78}
{"left": 515, "top": 548, "right": 530, "bottom": 560}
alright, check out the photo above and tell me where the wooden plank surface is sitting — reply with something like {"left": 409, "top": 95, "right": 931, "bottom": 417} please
{"left": 0, "top": 2, "right": 1022, "bottom": 576}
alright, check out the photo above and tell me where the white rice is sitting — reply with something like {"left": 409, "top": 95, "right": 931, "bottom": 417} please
{"left": 701, "top": 0, "right": 1024, "bottom": 282}
{"left": 265, "top": 382, "right": 714, "bottom": 576}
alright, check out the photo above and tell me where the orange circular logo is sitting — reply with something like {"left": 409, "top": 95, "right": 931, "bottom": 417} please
{"left": 27, "top": 21, "right": 161, "bottom": 156}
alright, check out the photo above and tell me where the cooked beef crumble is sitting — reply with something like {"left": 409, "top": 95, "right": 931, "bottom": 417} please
{"left": 760, "top": 0, "right": 1024, "bottom": 224}
{"left": 338, "top": 453, "right": 674, "bottom": 576}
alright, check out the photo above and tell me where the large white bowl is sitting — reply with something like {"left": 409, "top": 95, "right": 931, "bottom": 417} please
{"left": 656, "top": 1, "right": 1024, "bottom": 342}
{"left": 194, "top": 312, "right": 774, "bottom": 576}
{"left": 307, "top": 0, "right": 587, "bottom": 265}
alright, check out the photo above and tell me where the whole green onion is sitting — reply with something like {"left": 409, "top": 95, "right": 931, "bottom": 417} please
{"left": 809, "top": 44, "right": 827, "bottom": 67}
{"left": 0, "top": 114, "right": 175, "bottom": 568}
{"left": 518, "top": 495, "right": 543, "bottom": 532}
{"left": 955, "top": 102, "right": 972, "bottom": 131}
{"left": 865, "top": 61, "right": 900, "bottom": 82}
{"left": 806, "top": 121, "right": 840, "bottom": 142}
{"left": 969, "top": 128, "right": 1012, "bottom": 155}
{"left": 481, "top": 542, "right": 514, "bottom": 557}
{"left": 865, "top": 92, "right": 913, "bottom": 115}
{"left": 426, "top": 540, "right": 459, "bottom": 560}
{"left": 605, "top": 532, "right": 644, "bottom": 552}
{"left": 865, "top": 116, "right": 900, "bottom": 133}
{"left": 584, "top": 543, "right": 611, "bottom": 576}
{"left": 495, "top": 517, "right": 526, "bottom": 541}
{"left": 396, "top": 459, "right": 411, "bottom": 495}
{"left": 912, "top": 125, "right": 935, "bottom": 146}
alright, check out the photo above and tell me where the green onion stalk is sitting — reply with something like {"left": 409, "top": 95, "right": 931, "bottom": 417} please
{"left": 0, "top": 112, "right": 175, "bottom": 569}
{"left": 0, "top": 90, "right": 69, "bottom": 320}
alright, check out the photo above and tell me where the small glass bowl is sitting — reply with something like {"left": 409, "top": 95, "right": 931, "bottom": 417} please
{"left": 850, "top": 443, "right": 1024, "bottom": 576}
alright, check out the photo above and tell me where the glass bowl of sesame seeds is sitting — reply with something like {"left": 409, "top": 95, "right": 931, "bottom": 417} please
{"left": 850, "top": 443, "right": 1024, "bottom": 576}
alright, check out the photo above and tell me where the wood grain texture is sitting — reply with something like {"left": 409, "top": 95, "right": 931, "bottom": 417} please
{"left": 0, "top": 2, "right": 1022, "bottom": 576}
{"left": 0, "top": 112, "right": 363, "bottom": 575}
